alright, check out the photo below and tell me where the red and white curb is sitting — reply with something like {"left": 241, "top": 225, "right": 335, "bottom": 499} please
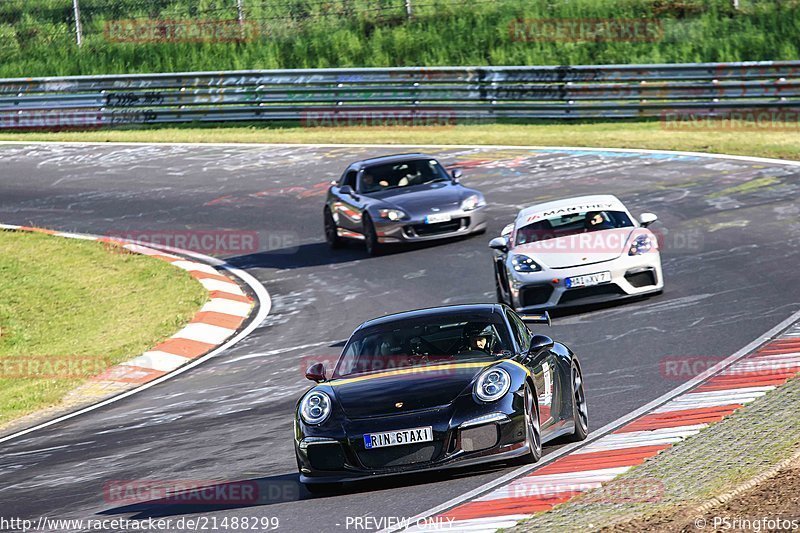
{"left": 396, "top": 314, "right": 800, "bottom": 533}
{"left": 0, "top": 223, "right": 270, "bottom": 444}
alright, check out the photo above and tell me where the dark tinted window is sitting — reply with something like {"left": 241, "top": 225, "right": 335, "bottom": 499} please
{"left": 516, "top": 210, "right": 634, "bottom": 245}
{"left": 334, "top": 312, "right": 513, "bottom": 378}
{"left": 341, "top": 170, "right": 357, "bottom": 188}
{"left": 508, "top": 311, "right": 532, "bottom": 353}
{"left": 358, "top": 159, "right": 450, "bottom": 194}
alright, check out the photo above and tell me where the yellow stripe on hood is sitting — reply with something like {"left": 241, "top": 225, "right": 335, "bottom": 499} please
{"left": 329, "top": 361, "right": 494, "bottom": 386}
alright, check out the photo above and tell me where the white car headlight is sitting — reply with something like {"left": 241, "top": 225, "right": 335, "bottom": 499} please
{"left": 474, "top": 367, "right": 511, "bottom": 402}
{"left": 628, "top": 234, "right": 654, "bottom": 256}
{"left": 300, "top": 390, "right": 332, "bottom": 425}
{"left": 511, "top": 254, "right": 542, "bottom": 272}
{"left": 378, "top": 208, "right": 407, "bottom": 221}
{"left": 461, "top": 194, "right": 486, "bottom": 211}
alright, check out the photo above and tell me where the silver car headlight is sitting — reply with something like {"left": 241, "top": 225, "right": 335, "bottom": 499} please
{"left": 474, "top": 367, "right": 511, "bottom": 402}
{"left": 299, "top": 390, "right": 332, "bottom": 425}
{"left": 461, "top": 194, "right": 486, "bottom": 211}
{"left": 378, "top": 208, "right": 407, "bottom": 221}
{"left": 511, "top": 254, "right": 542, "bottom": 272}
{"left": 628, "top": 234, "right": 654, "bottom": 256}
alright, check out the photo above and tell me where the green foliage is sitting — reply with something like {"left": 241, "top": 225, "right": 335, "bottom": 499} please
{"left": 1, "top": 0, "right": 798, "bottom": 76}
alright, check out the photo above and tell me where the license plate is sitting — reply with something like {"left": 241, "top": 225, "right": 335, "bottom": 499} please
{"left": 425, "top": 213, "right": 451, "bottom": 224}
{"left": 363, "top": 426, "right": 433, "bottom": 449}
{"left": 565, "top": 271, "right": 612, "bottom": 289}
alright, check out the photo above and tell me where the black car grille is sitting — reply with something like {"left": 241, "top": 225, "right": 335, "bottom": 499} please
{"left": 520, "top": 284, "right": 554, "bottom": 307}
{"left": 357, "top": 441, "right": 442, "bottom": 469}
{"left": 307, "top": 442, "right": 347, "bottom": 471}
{"left": 558, "top": 284, "right": 626, "bottom": 305}
{"left": 625, "top": 269, "right": 658, "bottom": 288}
{"left": 407, "top": 218, "right": 466, "bottom": 237}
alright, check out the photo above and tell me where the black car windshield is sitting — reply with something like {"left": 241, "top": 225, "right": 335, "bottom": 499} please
{"left": 333, "top": 313, "right": 514, "bottom": 378}
{"left": 515, "top": 210, "right": 634, "bottom": 245}
{"left": 359, "top": 159, "right": 450, "bottom": 194}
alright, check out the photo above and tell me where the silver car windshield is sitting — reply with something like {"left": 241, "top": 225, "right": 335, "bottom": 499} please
{"left": 516, "top": 210, "right": 634, "bottom": 245}
{"left": 359, "top": 159, "right": 450, "bottom": 194}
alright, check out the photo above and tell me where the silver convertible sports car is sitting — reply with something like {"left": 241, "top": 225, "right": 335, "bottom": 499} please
{"left": 490, "top": 195, "right": 664, "bottom": 311}
{"left": 324, "top": 154, "right": 488, "bottom": 255}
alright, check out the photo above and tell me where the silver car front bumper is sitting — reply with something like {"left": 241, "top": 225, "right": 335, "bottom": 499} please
{"left": 508, "top": 252, "right": 664, "bottom": 311}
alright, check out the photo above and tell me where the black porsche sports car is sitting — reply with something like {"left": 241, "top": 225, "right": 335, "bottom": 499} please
{"left": 294, "top": 304, "right": 588, "bottom": 491}
{"left": 323, "top": 153, "right": 488, "bottom": 255}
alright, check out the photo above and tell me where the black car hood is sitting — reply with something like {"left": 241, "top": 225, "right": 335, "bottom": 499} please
{"left": 368, "top": 182, "right": 464, "bottom": 212}
{"left": 331, "top": 362, "right": 490, "bottom": 419}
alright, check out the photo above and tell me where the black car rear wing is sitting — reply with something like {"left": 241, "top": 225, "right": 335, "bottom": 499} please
{"left": 519, "top": 311, "right": 552, "bottom": 327}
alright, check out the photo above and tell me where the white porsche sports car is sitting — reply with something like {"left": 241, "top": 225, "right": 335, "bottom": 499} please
{"left": 490, "top": 195, "right": 664, "bottom": 311}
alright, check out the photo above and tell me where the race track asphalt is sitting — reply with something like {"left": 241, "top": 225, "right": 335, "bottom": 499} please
{"left": 0, "top": 143, "right": 798, "bottom": 532}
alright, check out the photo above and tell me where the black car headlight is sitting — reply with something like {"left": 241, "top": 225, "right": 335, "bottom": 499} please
{"left": 628, "top": 234, "right": 654, "bottom": 256}
{"left": 300, "top": 391, "right": 332, "bottom": 425}
{"left": 474, "top": 367, "right": 511, "bottom": 402}
{"left": 511, "top": 254, "right": 542, "bottom": 272}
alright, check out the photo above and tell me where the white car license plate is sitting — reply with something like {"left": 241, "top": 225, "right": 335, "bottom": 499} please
{"left": 565, "top": 271, "right": 612, "bottom": 289}
{"left": 425, "top": 213, "right": 451, "bottom": 224}
{"left": 363, "top": 426, "right": 433, "bottom": 449}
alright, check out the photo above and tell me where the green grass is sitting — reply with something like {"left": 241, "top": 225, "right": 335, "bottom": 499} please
{"left": 1, "top": 0, "right": 798, "bottom": 77}
{"left": 0, "top": 230, "right": 207, "bottom": 425}
{"left": 2, "top": 120, "right": 800, "bottom": 161}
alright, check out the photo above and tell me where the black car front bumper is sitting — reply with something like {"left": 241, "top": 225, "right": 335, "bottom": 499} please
{"left": 296, "top": 395, "right": 529, "bottom": 484}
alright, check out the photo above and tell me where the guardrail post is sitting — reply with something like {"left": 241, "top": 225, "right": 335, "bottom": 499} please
{"left": 72, "top": 0, "right": 83, "bottom": 47}
{"left": 237, "top": 0, "right": 246, "bottom": 26}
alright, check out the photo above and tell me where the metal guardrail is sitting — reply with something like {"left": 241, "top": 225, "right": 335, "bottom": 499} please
{"left": 1, "top": 61, "right": 799, "bottom": 129}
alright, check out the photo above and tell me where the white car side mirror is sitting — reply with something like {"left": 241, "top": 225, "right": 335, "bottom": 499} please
{"left": 489, "top": 237, "right": 509, "bottom": 252}
{"left": 639, "top": 213, "right": 658, "bottom": 227}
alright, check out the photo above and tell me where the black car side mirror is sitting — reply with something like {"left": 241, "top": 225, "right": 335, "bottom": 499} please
{"left": 339, "top": 185, "right": 355, "bottom": 197}
{"left": 451, "top": 169, "right": 463, "bottom": 182}
{"left": 527, "top": 335, "right": 554, "bottom": 355}
{"left": 489, "top": 236, "right": 508, "bottom": 253}
{"left": 305, "top": 363, "right": 327, "bottom": 383}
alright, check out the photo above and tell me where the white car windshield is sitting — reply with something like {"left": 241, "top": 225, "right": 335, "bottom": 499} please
{"left": 516, "top": 210, "right": 634, "bottom": 245}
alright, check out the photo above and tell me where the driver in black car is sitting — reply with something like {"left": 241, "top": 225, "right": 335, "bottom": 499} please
{"left": 462, "top": 324, "right": 497, "bottom": 355}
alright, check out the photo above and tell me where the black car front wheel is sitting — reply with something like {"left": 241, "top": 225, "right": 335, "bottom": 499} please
{"left": 324, "top": 207, "right": 343, "bottom": 249}
{"left": 565, "top": 361, "right": 589, "bottom": 442}
{"left": 362, "top": 214, "right": 382, "bottom": 256}
{"left": 520, "top": 384, "right": 543, "bottom": 463}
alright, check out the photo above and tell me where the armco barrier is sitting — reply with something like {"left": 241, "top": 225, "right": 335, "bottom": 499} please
{"left": 0, "top": 61, "right": 799, "bottom": 129}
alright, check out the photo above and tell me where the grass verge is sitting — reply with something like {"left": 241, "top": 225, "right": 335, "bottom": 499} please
{"left": 1, "top": 121, "right": 799, "bottom": 161}
{"left": 0, "top": 230, "right": 207, "bottom": 425}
